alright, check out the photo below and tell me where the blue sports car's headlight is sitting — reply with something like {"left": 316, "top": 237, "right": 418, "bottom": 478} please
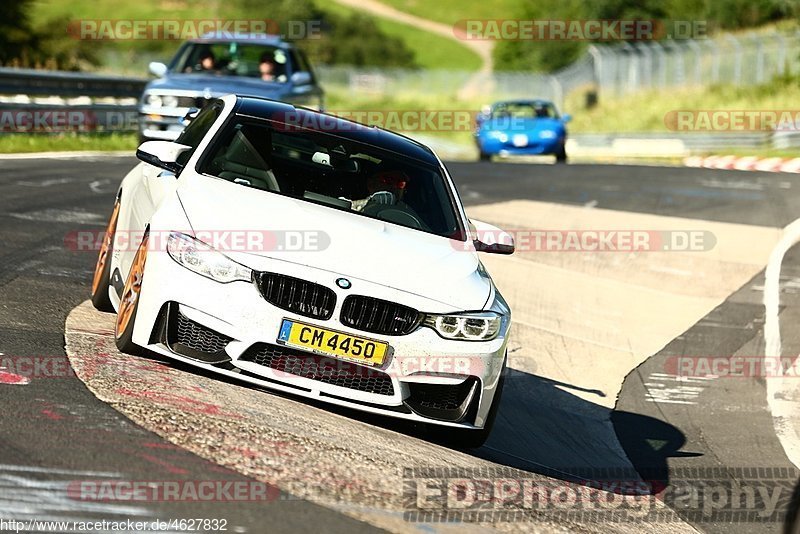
{"left": 539, "top": 130, "right": 557, "bottom": 139}
{"left": 486, "top": 131, "right": 508, "bottom": 143}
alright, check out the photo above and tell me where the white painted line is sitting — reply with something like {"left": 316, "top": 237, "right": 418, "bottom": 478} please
{"left": 648, "top": 265, "right": 693, "bottom": 276}
{"left": 643, "top": 372, "right": 710, "bottom": 405}
{"left": 0, "top": 464, "right": 120, "bottom": 477}
{"left": 16, "top": 177, "right": 75, "bottom": 187}
{"left": 698, "top": 178, "right": 764, "bottom": 191}
{"left": 10, "top": 208, "right": 103, "bottom": 225}
{"left": 89, "top": 179, "right": 110, "bottom": 193}
{"left": 0, "top": 151, "right": 131, "bottom": 160}
{"left": 764, "top": 217, "right": 800, "bottom": 470}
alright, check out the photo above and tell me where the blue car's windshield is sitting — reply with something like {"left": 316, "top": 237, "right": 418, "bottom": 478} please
{"left": 172, "top": 42, "right": 290, "bottom": 83}
{"left": 492, "top": 102, "right": 558, "bottom": 119}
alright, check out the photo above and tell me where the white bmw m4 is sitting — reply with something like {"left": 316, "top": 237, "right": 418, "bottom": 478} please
{"left": 91, "top": 94, "right": 515, "bottom": 447}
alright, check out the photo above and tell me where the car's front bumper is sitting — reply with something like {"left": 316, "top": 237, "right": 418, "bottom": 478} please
{"left": 138, "top": 108, "right": 190, "bottom": 141}
{"left": 478, "top": 136, "right": 564, "bottom": 156}
{"left": 126, "top": 248, "right": 509, "bottom": 429}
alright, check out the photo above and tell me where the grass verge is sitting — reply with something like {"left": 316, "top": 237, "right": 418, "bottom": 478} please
{"left": 376, "top": 0, "right": 518, "bottom": 26}
{"left": 0, "top": 133, "right": 137, "bottom": 154}
{"left": 323, "top": 2, "right": 481, "bottom": 71}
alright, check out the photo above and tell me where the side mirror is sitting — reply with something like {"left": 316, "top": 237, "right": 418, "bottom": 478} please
{"left": 561, "top": 114, "right": 572, "bottom": 123}
{"left": 136, "top": 141, "right": 192, "bottom": 174}
{"left": 149, "top": 62, "right": 168, "bottom": 78}
{"left": 470, "top": 219, "right": 515, "bottom": 255}
{"left": 290, "top": 71, "right": 312, "bottom": 86}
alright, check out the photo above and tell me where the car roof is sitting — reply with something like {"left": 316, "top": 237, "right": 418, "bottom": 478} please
{"left": 189, "top": 33, "right": 291, "bottom": 48}
{"left": 493, "top": 99, "right": 554, "bottom": 107}
{"left": 234, "top": 97, "right": 440, "bottom": 166}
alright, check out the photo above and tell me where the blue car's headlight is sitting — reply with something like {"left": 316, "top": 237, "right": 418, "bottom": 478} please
{"left": 486, "top": 130, "right": 508, "bottom": 143}
{"left": 539, "top": 130, "right": 557, "bottom": 139}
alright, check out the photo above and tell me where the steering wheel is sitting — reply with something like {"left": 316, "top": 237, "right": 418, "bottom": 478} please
{"left": 372, "top": 206, "right": 428, "bottom": 230}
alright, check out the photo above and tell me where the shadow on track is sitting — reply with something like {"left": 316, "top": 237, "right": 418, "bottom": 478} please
{"left": 124, "top": 345, "right": 699, "bottom": 495}
{"left": 472, "top": 368, "right": 701, "bottom": 494}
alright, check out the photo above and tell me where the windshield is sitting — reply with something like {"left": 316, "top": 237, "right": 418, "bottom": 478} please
{"left": 199, "top": 117, "right": 465, "bottom": 240}
{"left": 172, "top": 42, "right": 290, "bottom": 82}
{"left": 492, "top": 102, "right": 558, "bottom": 119}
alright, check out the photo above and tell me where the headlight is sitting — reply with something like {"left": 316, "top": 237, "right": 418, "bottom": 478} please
{"left": 167, "top": 232, "right": 252, "bottom": 283}
{"left": 487, "top": 130, "right": 508, "bottom": 142}
{"left": 540, "top": 130, "right": 557, "bottom": 139}
{"left": 161, "top": 95, "right": 179, "bottom": 108}
{"left": 423, "top": 311, "right": 502, "bottom": 341}
{"left": 145, "top": 94, "right": 163, "bottom": 108}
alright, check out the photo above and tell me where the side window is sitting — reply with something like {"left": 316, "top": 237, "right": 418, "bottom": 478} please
{"left": 175, "top": 102, "right": 223, "bottom": 167}
{"left": 290, "top": 49, "right": 316, "bottom": 82}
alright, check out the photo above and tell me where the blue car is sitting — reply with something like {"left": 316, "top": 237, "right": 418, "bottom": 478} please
{"left": 139, "top": 33, "right": 324, "bottom": 141}
{"left": 474, "top": 100, "right": 570, "bottom": 163}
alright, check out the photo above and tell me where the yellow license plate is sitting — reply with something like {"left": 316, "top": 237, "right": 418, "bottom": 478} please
{"left": 277, "top": 319, "right": 388, "bottom": 366}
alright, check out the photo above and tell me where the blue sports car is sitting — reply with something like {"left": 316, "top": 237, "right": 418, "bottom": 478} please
{"left": 474, "top": 100, "right": 571, "bottom": 163}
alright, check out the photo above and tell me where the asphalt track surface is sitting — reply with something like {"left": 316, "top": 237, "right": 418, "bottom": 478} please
{"left": 1, "top": 154, "right": 800, "bottom": 533}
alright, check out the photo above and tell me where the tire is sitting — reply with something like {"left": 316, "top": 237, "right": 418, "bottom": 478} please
{"left": 426, "top": 363, "right": 506, "bottom": 449}
{"left": 90, "top": 199, "right": 120, "bottom": 312}
{"left": 114, "top": 232, "right": 149, "bottom": 355}
{"left": 479, "top": 151, "right": 492, "bottom": 162}
{"left": 555, "top": 146, "right": 568, "bottom": 163}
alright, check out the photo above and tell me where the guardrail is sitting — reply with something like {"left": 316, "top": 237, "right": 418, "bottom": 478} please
{"left": 568, "top": 131, "right": 800, "bottom": 157}
{"left": 0, "top": 67, "right": 146, "bottom": 100}
{"left": 0, "top": 67, "right": 146, "bottom": 132}
{"left": 1, "top": 67, "right": 798, "bottom": 154}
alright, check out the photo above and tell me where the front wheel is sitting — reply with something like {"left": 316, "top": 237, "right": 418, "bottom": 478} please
{"left": 115, "top": 233, "right": 149, "bottom": 355}
{"left": 555, "top": 146, "right": 568, "bottom": 163}
{"left": 91, "top": 199, "right": 120, "bottom": 312}
{"left": 425, "top": 365, "right": 506, "bottom": 449}
{"left": 479, "top": 151, "right": 492, "bottom": 162}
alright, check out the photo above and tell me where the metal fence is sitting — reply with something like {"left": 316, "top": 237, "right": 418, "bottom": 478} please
{"left": 316, "top": 31, "right": 800, "bottom": 108}
{"left": 589, "top": 31, "right": 800, "bottom": 97}
{"left": 314, "top": 65, "right": 566, "bottom": 106}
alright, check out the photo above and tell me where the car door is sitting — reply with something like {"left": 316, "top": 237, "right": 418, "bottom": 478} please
{"left": 120, "top": 103, "right": 224, "bottom": 280}
{"left": 130, "top": 102, "right": 224, "bottom": 229}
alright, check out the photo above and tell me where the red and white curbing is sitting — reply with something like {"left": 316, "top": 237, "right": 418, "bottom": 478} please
{"left": 685, "top": 155, "right": 800, "bottom": 173}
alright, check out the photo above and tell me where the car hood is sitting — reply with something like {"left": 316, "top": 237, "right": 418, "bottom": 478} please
{"left": 483, "top": 117, "right": 565, "bottom": 133}
{"left": 176, "top": 174, "right": 491, "bottom": 310}
{"left": 147, "top": 74, "right": 290, "bottom": 98}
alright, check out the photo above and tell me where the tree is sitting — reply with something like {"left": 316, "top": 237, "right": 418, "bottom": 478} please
{"left": 0, "top": 0, "right": 37, "bottom": 65}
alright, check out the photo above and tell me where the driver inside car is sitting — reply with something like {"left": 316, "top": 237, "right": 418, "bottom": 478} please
{"left": 351, "top": 170, "right": 408, "bottom": 212}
